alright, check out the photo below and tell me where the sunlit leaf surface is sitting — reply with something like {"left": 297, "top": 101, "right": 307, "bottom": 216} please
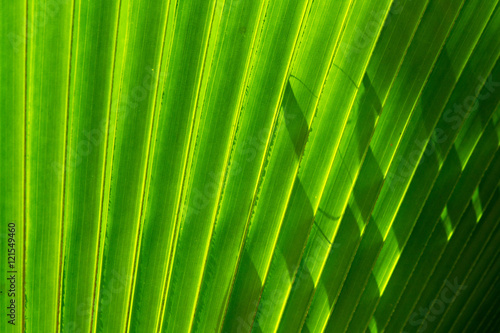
{"left": 1, "top": 0, "right": 499, "bottom": 332}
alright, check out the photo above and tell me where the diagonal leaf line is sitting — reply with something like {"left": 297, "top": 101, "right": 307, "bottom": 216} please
{"left": 250, "top": 0, "right": 360, "bottom": 329}
{"left": 483, "top": 307, "right": 500, "bottom": 332}
{"left": 217, "top": 0, "right": 315, "bottom": 329}
{"left": 381, "top": 73, "right": 500, "bottom": 331}
{"left": 156, "top": 1, "right": 221, "bottom": 330}
{"left": 434, "top": 206, "right": 500, "bottom": 331}
{"left": 120, "top": 1, "right": 166, "bottom": 330}
{"left": 285, "top": 0, "right": 404, "bottom": 329}
{"left": 372, "top": 43, "right": 500, "bottom": 330}
{"left": 383, "top": 118, "right": 500, "bottom": 332}
{"left": 319, "top": 1, "right": 469, "bottom": 329}
{"left": 345, "top": 14, "right": 500, "bottom": 332}
{"left": 416, "top": 177, "right": 500, "bottom": 331}
{"left": 462, "top": 271, "right": 500, "bottom": 331}
{"left": 474, "top": 289, "right": 500, "bottom": 331}
{"left": 417, "top": 188, "right": 500, "bottom": 331}
{"left": 134, "top": 1, "right": 178, "bottom": 332}
{"left": 396, "top": 76, "right": 500, "bottom": 326}
{"left": 56, "top": 0, "right": 77, "bottom": 330}
{"left": 482, "top": 309, "right": 500, "bottom": 332}
{"left": 22, "top": 0, "right": 28, "bottom": 331}
{"left": 457, "top": 261, "right": 500, "bottom": 331}
{"left": 168, "top": 0, "right": 272, "bottom": 328}
{"left": 394, "top": 144, "right": 500, "bottom": 332}
{"left": 275, "top": 52, "right": 366, "bottom": 333}
{"left": 89, "top": 0, "right": 126, "bottom": 330}
{"left": 296, "top": 0, "right": 432, "bottom": 327}
{"left": 188, "top": 0, "right": 275, "bottom": 330}
{"left": 148, "top": 2, "right": 180, "bottom": 332}
{"left": 378, "top": 0, "right": 500, "bottom": 243}
{"left": 440, "top": 244, "right": 500, "bottom": 331}
{"left": 370, "top": 91, "right": 500, "bottom": 333}
{"left": 384, "top": 162, "right": 499, "bottom": 332}
{"left": 123, "top": 1, "right": 172, "bottom": 331}
{"left": 95, "top": 3, "right": 146, "bottom": 329}
{"left": 315, "top": 0, "right": 432, "bottom": 247}
{"left": 274, "top": 0, "right": 403, "bottom": 329}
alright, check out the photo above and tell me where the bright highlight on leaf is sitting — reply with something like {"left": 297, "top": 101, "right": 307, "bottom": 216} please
{"left": 0, "top": 0, "right": 499, "bottom": 332}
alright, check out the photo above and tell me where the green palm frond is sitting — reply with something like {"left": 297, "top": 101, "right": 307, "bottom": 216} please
{"left": 1, "top": 0, "right": 499, "bottom": 332}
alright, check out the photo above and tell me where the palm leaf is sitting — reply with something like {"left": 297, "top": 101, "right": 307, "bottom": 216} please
{"left": 1, "top": 0, "right": 499, "bottom": 332}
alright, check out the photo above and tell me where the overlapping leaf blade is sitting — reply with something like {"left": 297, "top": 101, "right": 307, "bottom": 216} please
{"left": 1, "top": 1, "right": 499, "bottom": 332}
